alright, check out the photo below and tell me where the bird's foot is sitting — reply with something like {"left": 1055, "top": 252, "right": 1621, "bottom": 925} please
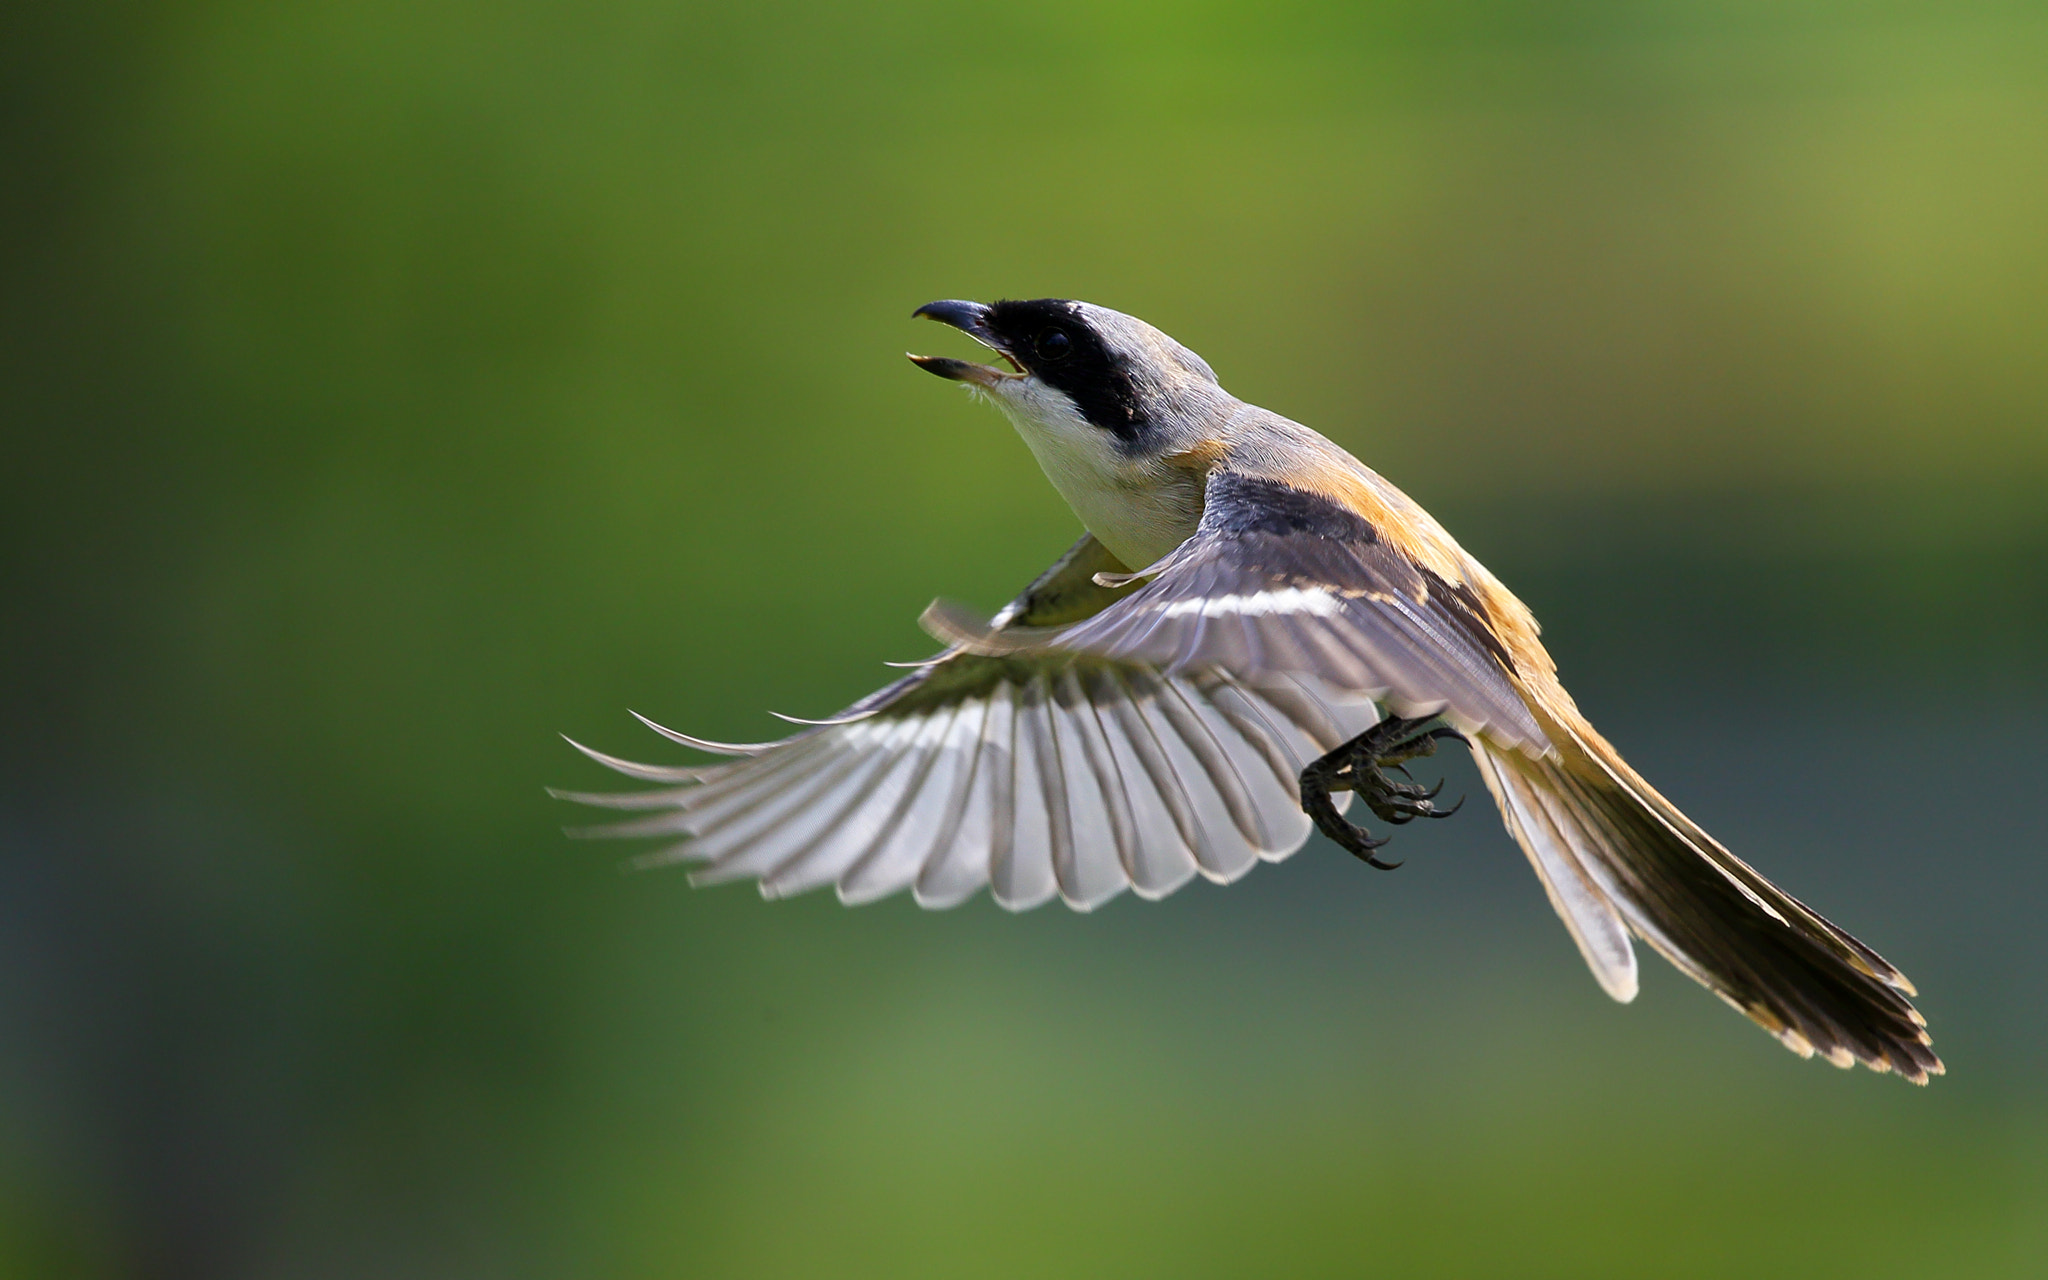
{"left": 1299, "top": 715, "right": 1467, "bottom": 870}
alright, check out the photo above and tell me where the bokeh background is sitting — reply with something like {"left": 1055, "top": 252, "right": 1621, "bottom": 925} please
{"left": 5, "top": 2, "right": 2047, "bottom": 1276}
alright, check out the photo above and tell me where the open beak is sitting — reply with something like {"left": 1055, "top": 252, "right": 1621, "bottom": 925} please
{"left": 908, "top": 299, "right": 1024, "bottom": 388}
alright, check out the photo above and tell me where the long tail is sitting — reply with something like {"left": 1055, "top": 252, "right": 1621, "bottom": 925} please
{"left": 1470, "top": 714, "right": 1941, "bottom": 1083}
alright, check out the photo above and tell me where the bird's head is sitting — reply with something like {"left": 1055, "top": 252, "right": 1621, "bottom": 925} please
{"left": 909, "top": 298, "right": 1228, "bottom": 454}
{"left": 908, "top": 298, "right": 1239, "bottom": 567}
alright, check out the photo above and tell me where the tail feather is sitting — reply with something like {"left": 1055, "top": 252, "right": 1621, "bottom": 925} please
{"left": 1473, "top": 748, "right": 1637, "bottom": 1002}
{"left": 1472, "top": 725, "right": 1941, "bottom": 1084}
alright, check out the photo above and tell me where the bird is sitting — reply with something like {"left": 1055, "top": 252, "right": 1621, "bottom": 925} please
{"left": 557, "top": 297, "right": 1941, "bottom": 1083}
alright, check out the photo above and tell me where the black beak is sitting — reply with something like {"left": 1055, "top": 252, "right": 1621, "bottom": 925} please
{"left": 909, "top": 299, "right": 1019, "bottom": 385}
{"left": 912, "top": 299, "right": 997, "bottom": 345}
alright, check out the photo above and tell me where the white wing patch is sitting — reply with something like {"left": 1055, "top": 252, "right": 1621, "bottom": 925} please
{"left": 1153, "top": 588, "right": 1346, "bottom": 621}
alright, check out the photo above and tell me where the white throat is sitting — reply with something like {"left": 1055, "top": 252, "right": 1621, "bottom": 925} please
{"left": 989, "top": 379, "right": 1200, "bottom": 570}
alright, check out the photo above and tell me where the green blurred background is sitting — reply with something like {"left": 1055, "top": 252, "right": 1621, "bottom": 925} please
{"left": 5, "top": 2, "right": 2046, "bottom": 1276}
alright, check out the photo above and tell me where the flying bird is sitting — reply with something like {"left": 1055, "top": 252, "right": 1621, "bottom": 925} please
{"left": 559, "top": 298, "right": 1940, "bottom": 1083}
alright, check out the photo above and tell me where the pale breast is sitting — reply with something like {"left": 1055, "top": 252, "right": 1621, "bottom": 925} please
{"left": 998, "top": 392, "right": 1202, "bottom": 569}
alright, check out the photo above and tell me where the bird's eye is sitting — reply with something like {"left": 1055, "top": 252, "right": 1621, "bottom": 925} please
{"left": 1033, "top": 328, "right": 1072, "bottom": 362}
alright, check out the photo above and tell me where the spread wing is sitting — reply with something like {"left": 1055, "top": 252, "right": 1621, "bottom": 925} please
{"left": 1039, "top": 471, "right": 1547, "bottom": 752}
{"left": 556, "top": 468, "right": 1543, "bottom": 914}
{"left": 557, "top": 535, "right": 1382, "bottom": 911}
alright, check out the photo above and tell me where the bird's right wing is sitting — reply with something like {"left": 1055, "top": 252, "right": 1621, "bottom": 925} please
{"left": 556, "top": 535, "right": 1381, "bottom": 911}
{"left": 1022, "top": 470, "right": 1550, "bottom": 752}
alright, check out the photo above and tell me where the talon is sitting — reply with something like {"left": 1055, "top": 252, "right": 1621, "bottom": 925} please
{"left": 1369, "top": 794, "right": 1438, "bottom": 825}
{"left": 1298, "top": 714, "right": 1469, "bottom": 869}
{"left": 1299, "top": 761, "right": 1396, "bottom": 865}
{"left": 1328, "top": 813, "right": 1390, "bottom": 849}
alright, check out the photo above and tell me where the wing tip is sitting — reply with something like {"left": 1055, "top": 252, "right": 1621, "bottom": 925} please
{"left": 561, "top": 735, "right": 710, "bottom": 782}
{"left": 910, "top": 882, "right": 984, "bottom": 911}
{"left": 627, "top": 709, "right": 783, "bottom": 755}
{"left": 625, "top": 842, "right": 702, "bottom": 872}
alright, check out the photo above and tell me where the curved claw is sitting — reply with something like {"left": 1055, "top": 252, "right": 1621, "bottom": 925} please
{"left": 1427, "top": 726, "right": 1470, "bottom": 748}
{"left": 1333, "top": 818, "right": 1396, "bottom": 856}
{"left": 1370, "top": 796, "right": 1437, "bottom": 825}
{"left": 1338, "top": 820, "right": 1390, "bottom": 850}
{"left": 1300, "top": 773, "right": 1389, "bottom": 858}
{"left": 1363, "top": 851, "right": 1404, "bottom": 870}
{"left": 1371, "top": 781, "right": 1460, "bottom": 826}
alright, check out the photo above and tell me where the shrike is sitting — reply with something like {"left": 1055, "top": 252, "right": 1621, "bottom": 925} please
{"left": 559, "top": 298, "right": 1939, "bottom": 1083}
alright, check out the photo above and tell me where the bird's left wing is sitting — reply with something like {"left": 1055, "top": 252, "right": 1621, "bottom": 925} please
{"left": 557, "top": 534, "right": 1380, "bottom": 911}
